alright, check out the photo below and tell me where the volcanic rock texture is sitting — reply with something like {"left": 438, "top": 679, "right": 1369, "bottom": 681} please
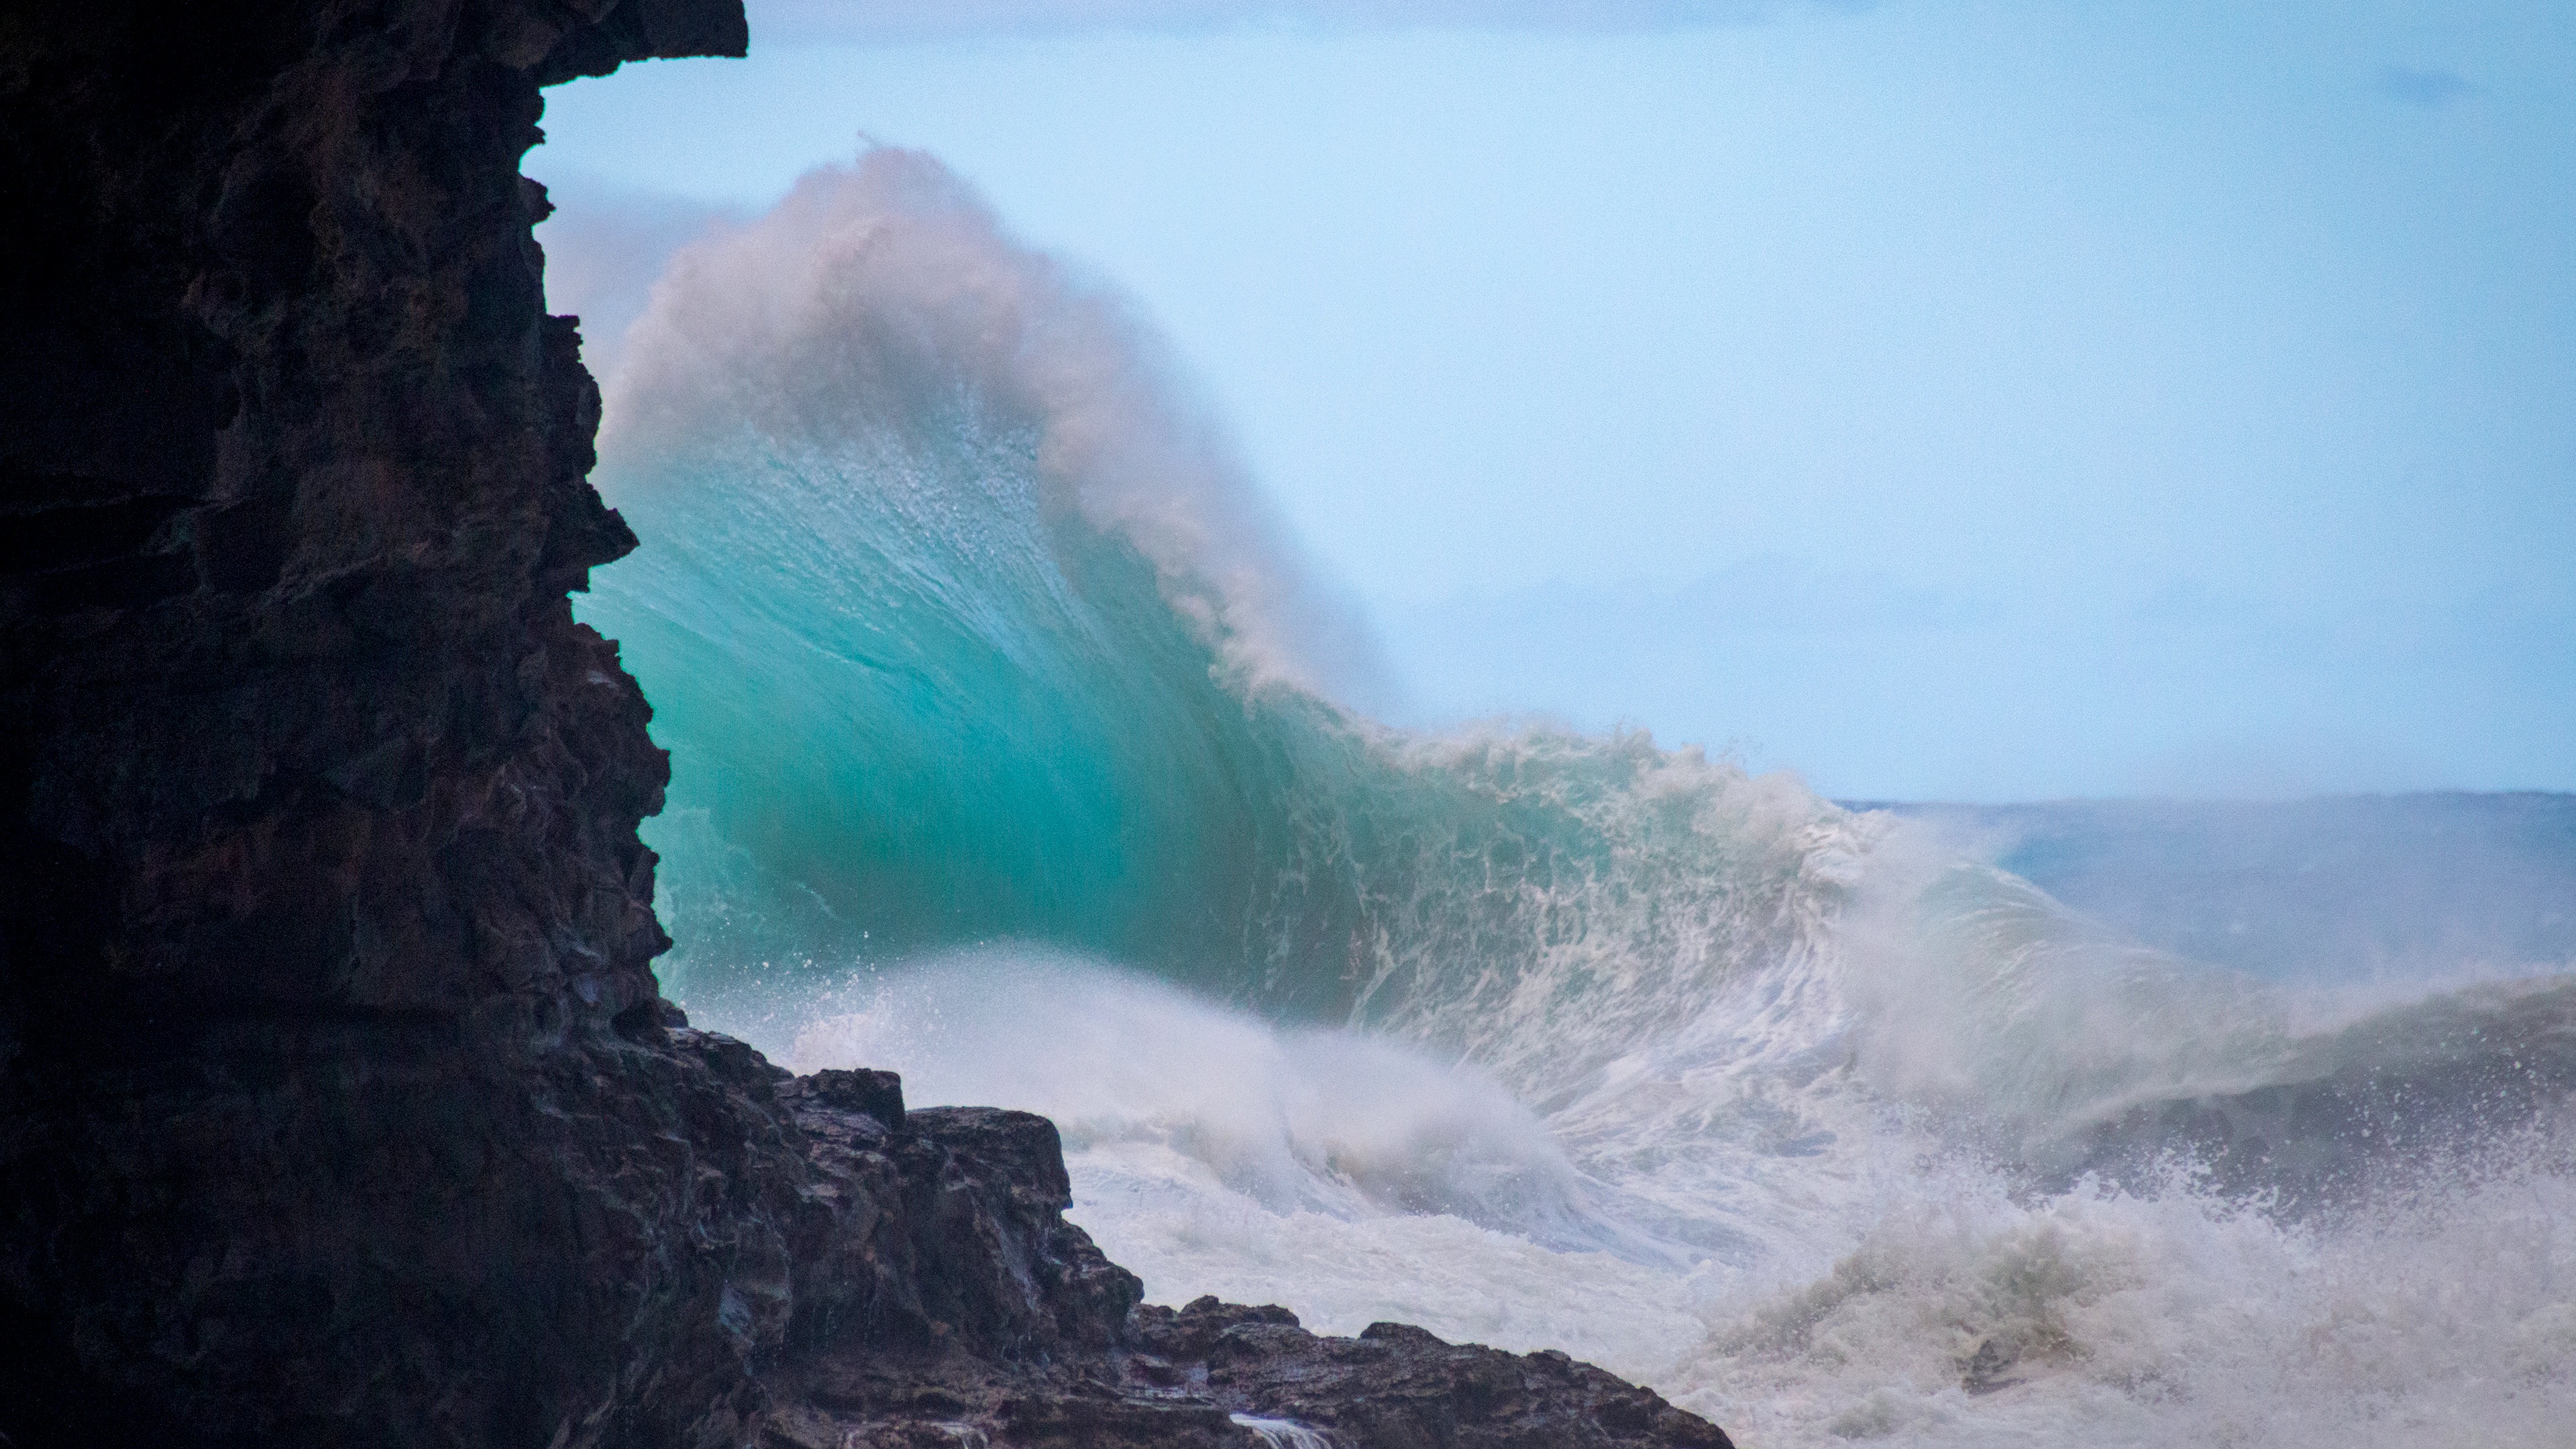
{"left": 0, "top": 3, "right": 1733, "bottom": 1446}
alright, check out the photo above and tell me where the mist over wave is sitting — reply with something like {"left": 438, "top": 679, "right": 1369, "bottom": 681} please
{"left": 572, "top": 148, "right": 2576, "bottom": 1446}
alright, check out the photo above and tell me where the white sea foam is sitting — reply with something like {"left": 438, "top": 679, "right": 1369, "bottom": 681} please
{"left": 786, "top": 944, "right": 2576, "bottom": 1449}
{"left": 1229, "top": 1414, "right": 1334, "bottom": 1449}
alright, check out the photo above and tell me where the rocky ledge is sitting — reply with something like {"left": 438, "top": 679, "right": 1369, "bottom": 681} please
{"left": 741, "top": 1044, "right": 1733, "bottom": 1449}
{"left": 0, "top": 1, "right": 1731, "bottom": 1445}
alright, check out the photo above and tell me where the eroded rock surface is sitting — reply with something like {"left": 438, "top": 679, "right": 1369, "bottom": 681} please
{"left": 0, "top": 3, "right": 1734, "bottom": 1446}
{"left": 762, "top": 1069, "right": 1733, "bottom": 1449}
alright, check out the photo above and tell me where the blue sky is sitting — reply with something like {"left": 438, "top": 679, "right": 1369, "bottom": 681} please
{"left": 531, "top": 0, "right": 2573, "bottom": 800}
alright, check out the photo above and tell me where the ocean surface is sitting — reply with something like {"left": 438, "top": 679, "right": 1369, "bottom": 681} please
{"left": 574, "top": 150, "right": 2576, "bottom": 1448}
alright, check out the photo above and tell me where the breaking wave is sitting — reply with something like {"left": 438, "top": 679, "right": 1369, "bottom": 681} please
{"left": 572, "top": 148, "right": 2576, "bottom": 1448}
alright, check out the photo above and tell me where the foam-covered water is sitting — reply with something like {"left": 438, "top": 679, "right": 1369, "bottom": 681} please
{"left": 572, "top": 148, "right": 2576, "bottom": 1447}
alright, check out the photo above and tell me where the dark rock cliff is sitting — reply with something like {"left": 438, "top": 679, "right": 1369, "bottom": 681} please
{"left": 0, "top": 3, "right": 1732, "bottom": 1446}
{"left": 2, "top": 1, "right": 765, "bottom": 1441}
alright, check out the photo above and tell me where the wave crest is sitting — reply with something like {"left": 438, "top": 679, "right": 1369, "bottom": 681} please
{"left": 604, "top": 146, "right": 1382, "bottom": 701}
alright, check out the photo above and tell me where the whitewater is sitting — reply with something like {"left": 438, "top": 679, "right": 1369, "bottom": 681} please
{"left": 573, "top": 149, "right": 2576, "bottom": 1448}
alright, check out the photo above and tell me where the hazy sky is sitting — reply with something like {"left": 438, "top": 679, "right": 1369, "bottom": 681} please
{"left": 532, "top": 0, "right": 2573, "bottom": 801}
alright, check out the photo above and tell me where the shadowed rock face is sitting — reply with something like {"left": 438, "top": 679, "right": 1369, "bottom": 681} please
{"left": 1, "top": 3, "right": 770, "bottom": 1441}
{"left": 0, "top": 5, "right": 1734, "bottom": 1447}
{"left": 764, "top": 1075, "right": 1735, "bottom": 1449}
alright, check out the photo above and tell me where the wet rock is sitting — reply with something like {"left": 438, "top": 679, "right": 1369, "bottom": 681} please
{"left": 804, "top": 1066, "right": 908, "bottom": 1131}
{"left": 1138, "top": 1300, "right": 1736, "bottom": 1448}
{"left": 753, "top": 1161, "right": 1734, "bottom": 1449}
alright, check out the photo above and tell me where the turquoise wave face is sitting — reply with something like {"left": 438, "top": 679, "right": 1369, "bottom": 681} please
{"left": 580, "top": 407, "right": 1847, "bottom": 1061}
{"left": 567, "top": 150, "right": 1854, "bottom": 1052}
{"left": 578, "top": 148, "right": 2575, "bottom": 1218}
{"left": 581, "top": 417, "right": 1356, "bottom": 1017}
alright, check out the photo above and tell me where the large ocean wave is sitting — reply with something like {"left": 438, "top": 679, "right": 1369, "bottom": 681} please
{"left": 573, "top": 150, "right": 2576, "bottom": 1447}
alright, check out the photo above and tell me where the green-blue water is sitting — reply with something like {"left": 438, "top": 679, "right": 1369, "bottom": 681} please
{"left": 564, "top": 146, "right": 2576, "bottom": 1449}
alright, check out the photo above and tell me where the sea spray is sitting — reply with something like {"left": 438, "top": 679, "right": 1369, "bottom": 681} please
{"left": 781, "top": 947, "right": 2576, "bottom": 1449}
{"left": 582, "top": 147, "right": 1860, "bottom": 1070}
{"left": 576, "top": 147, "right": 2576, "bottom": 1448}
{"left": 1230, "top": 1415, "right": 1335, "bottom": 1449}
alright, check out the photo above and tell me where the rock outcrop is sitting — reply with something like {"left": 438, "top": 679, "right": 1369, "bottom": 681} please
{"left": 762, "top": 1066, "right": 1733, "bottom": 1449}
{"left": 0, "top": 3, "right": 1733, "bottom": 1446}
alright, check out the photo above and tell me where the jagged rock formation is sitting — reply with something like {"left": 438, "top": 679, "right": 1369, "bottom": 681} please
{"left": 0, "top": 3, "right": 1733, "bottom": 1446}
{"left": 764, "top": 1068, "right": 1731, "bottom": 1449}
